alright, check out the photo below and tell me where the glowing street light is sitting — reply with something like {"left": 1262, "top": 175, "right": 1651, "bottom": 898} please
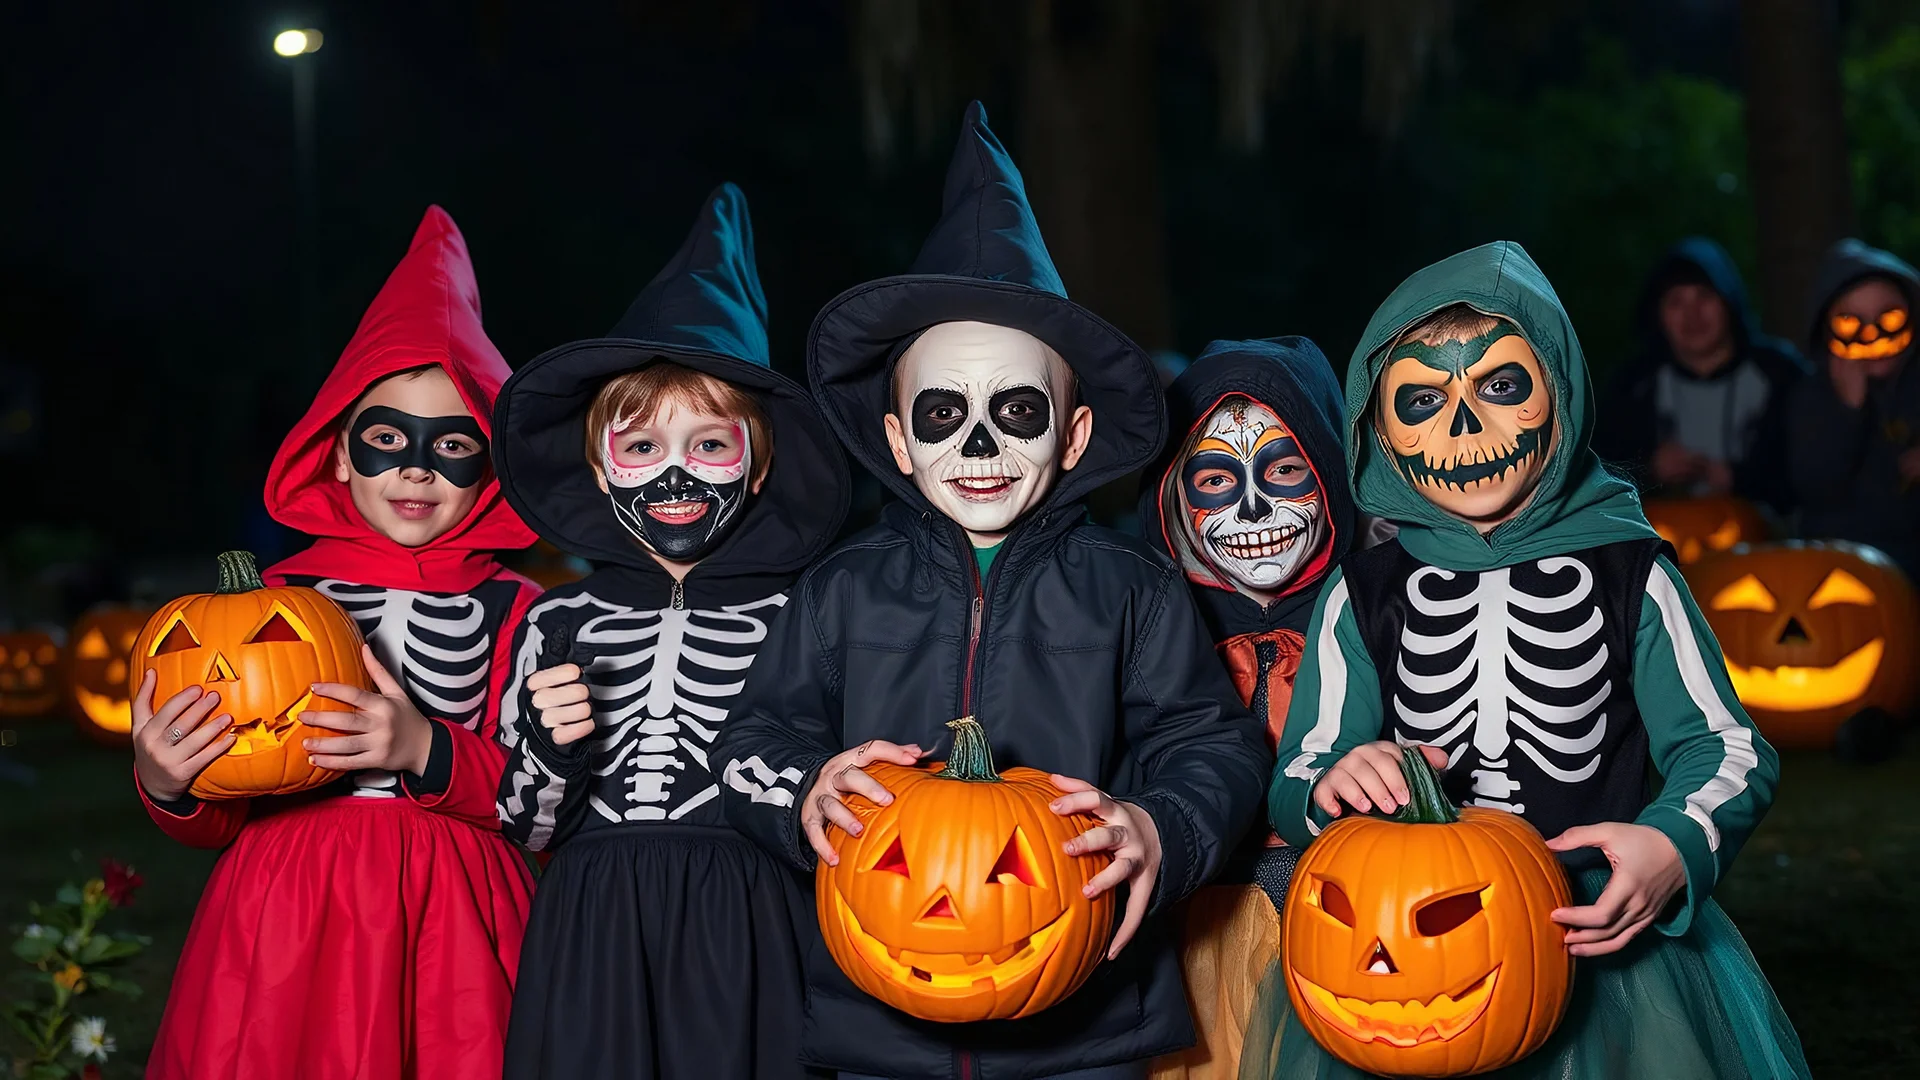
{"left": 273, "top": 29, "right": 323, "bottom": 57}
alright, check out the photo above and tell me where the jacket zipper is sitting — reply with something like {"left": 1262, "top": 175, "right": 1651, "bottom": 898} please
{"left": 961, "top": 554, "right": 986, "bottom": 718}
{"left": 958, "top": 1049, "right": 975, "bottom": 1080}
{"left": 670, "top": 579, "right": 685, "bottom": 610}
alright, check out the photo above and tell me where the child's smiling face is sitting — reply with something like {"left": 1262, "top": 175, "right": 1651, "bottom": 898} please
{"left": 332, "top": 367, "right": 488, "bottom": 547}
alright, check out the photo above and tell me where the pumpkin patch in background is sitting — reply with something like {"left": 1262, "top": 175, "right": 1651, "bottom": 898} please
{"left": 0, "top": 630, "right": 63, "bottom": 719}
{"left": 815, "top": 717, "right": 1114, "bottom": 1023}
{"left": 1684, "top": 540, "right": 1918, "bottom": 750}
{"left": 131, "top": 551, "right": 372, "bottom": 799}
{"left": 1283, "top": 746, "right": 1572, "bottom": 1077}
{"left": 1642, "top": 495, "right": 1768, "bottom": 565}
{"left": 66, "top": 606, "right": 152, "bottom": 745}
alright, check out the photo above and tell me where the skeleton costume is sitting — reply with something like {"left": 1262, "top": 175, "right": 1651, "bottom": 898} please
{"left": 1135, "top": 338, "right": 1355, "bottom": 1080}
{"left": 1258, "top": 242, "right": 1808, "bottom": 1079}
{"left": 490, "top": 185, "right": 849, "bottom": 1080}
{"left": 138, "top": 208, "right": 542, "bottom": 1080}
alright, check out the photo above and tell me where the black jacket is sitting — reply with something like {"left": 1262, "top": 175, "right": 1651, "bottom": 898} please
{"left": 1594, "top": 237, "right": 1806, "bottom": 511}
{"left": 713, "top": 103, "right": 1270, "bottom": 1080}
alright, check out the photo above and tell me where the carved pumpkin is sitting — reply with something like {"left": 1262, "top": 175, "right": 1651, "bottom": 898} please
{"left": 1828, "top": 305, "right": 1911, "bottom": 361}
{"left": 0, "top": 630, "right": 63, "bottom": 718}
{"left": 66, "top": 606, "right": 152, "bottom": 745}
{"left": 1642, "top": 495, "right": 1768, "bottom": 565}
{"left": 1284, "top": 747, "right": 1572, "bottom": 1077}
{"left": 130, "top": 551, "right": 371, "bottom": 799}
{"left": 815, "top": 717, "right": 1115, "bottom": 1022}
{"left": 1683, "top": 540, "right": 1919, "bottom": 749}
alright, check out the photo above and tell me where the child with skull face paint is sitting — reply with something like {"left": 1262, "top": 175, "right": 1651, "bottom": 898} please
{"left": 1258, "top": 242, "right": 1807, "bottom": 1079}
{"left": 131, "top": 208, "right": 544, "bottom": 1080}
{"left": 1134, "top": 337, "right": 1356, "bottom": 1080}
{"left": 489, "top": 186, "right": 850, "bottom": 1080}
{"left": 714, "top": 104, "right": 1270, "bottom": 1080}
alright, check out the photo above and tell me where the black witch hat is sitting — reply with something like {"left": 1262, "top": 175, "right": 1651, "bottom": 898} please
{"left": 807, "top": 102, "right": 1165, "bottom": 510}
{"left": 492, "top": 183, "right": 849, "bottom": 578}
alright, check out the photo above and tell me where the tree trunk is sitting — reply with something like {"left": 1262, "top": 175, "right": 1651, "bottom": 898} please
{"left": 1018, "top": 0, "right": 1173, "bottom": 351}
{"left": 1740, "top": 0, "right": 1854, "bottom": 338}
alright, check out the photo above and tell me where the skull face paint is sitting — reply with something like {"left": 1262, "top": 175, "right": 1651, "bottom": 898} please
{"left": 1378, "top": 321, "right": 1554, "bottom": 526}
{"left": 601, "top": 405, "right": 752, "bottom": 562}
{"left": 892, "top": 322, "right": 1076, "bottom": 536}
{"left": 1164, "top": 396, "right": 1328, "bottom": 600}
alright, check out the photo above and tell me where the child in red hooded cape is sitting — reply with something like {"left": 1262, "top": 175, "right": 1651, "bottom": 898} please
{"left": 130, "top": 208, "right": 540, "bottom": 1080}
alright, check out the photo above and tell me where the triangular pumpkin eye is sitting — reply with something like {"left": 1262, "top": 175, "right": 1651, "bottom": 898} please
{"left": 76, "top": 628, "right": 110, "bottom": 660}
{"left": 1808, "top": 568, "right": 1875, "bottom": 609}
{"left": 868, "top": 836, "right": 910, "bottom": 878}
{"left": 1706, "top": 518, "right": 1742, "bottom": 550}
{"left": 247, "top": 610, "right": 306, "bottom": 643}
{"left": 152, "top": 619, "right": 200, "bottom": 655}
{"left": 988, "top": 827, "right": 1045, "bottom": 887}
{"left": 1415, "top": 888, "right": 1486, "bottom": 935}
{"left": 1710, "top": 574, "right": 1776, "bottom": 613}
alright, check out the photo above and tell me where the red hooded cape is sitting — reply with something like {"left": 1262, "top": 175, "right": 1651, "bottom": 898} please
{"left": 264, "top": 205, "right": 535, "bottom": 591}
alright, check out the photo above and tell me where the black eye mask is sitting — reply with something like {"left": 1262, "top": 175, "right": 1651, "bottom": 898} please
{"left": 348, "top": 406, "right": 489, "bottom": 489}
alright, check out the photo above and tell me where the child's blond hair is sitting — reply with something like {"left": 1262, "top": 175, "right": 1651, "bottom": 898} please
{"left": 585, "top": 362, "right": 773, "bottom": 487}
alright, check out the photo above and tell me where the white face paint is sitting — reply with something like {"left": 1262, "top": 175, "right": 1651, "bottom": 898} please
{"left": 894, "top": 321, "right": 1074, "bottom": 535}
{"left": 1165, "top": 397, "right": 1328, "bottom": 599}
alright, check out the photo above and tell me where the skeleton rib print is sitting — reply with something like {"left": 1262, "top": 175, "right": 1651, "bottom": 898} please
{"left": 1391, "top": 556, "right": 1611, "bottom": 815}
{"left": 497, "top": 589, "right": 787, "bottom": 845}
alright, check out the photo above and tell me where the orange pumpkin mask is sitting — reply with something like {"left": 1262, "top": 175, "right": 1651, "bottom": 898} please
{"left": 131, "top": 551, "right": 372, "bottom": 799}
{"left": 1642, "top": 495, "right": 1768, "bottom": 565}
{"left": 1684, "top": 540, "right": 1919, "bottom": 749}
{"left": 1828, "top": 306, "right": 1911, "bottom": 361}
{"left": 67, "top": 607, "right": 151, "bottom": 745}
{"left": 0, "top": 631, "right": 62, "bottom": 719}
{"left": 1284, "top": 747, "right": 1572, "bottom": 1077}
{"left": 816, "top": 718, "right": 1114, "bottom": 1022}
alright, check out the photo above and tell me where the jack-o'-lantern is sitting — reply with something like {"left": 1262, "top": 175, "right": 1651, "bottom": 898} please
{"left": 1828, "top": 305, "right": 1911, "bottom": 361}
{"left": 816, "top": 717, "right": 1114, "bottom": 1022}
{"left": 0, "top": 631, "right": 63, "bottom": 719}
{"left": 66, "top": 606, "right": 152, "bottom": 745}
{"left": 1643, "top": 495, "right": 1768, "bottom": 565}
{"left": 131, "top": 551, "right": 371, "bottom": 799}
{"left": 1684, "top": 540, "right": 1918, "bottom": 749}
{"left": 1284, "top": 746, "right": 1572, "bottom": 1077}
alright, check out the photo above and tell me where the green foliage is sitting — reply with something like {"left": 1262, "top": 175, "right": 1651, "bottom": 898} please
{"left": 5, "top": 862, "right": 146, "bottom": 1079}
{"left": 1846, "top": 23, "right": 1920, "bottom": 260}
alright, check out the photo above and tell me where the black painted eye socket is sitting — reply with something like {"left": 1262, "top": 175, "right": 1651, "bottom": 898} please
{"left": 911, "top": 388, "right": 969, "bottom": 444}
{"left": 989, "top": 385, "right": 1052, "bottom": 440}
{"left": 1393, "top": 384, "right": 1449, "bottom": 426}
{"left": 1414, "top": 888, "right": 1485, "bottom": 935}
{"left": 1475, "top": 363, "right": 1534, "bottom": 406}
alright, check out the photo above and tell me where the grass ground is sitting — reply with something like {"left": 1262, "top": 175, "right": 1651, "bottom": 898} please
{"left": 2, "top": 720, "right": 1914, "bottom": 1077}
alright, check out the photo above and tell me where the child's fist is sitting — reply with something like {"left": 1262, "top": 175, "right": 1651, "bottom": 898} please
{"left": 1312, "top": 741, "right": 1449, "bottom": 818}
{"left": 528, "top": 663, "right": 595, "bottom": 746}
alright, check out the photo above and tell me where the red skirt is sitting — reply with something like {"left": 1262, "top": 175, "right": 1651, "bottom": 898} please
{"left": 146, "top": 794, "right": 533, "bottom": 1080}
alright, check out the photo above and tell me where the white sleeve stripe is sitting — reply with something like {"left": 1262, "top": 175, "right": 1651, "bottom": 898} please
{"left": 1285, "top": 576, "right": 1350, "bottom": 836}
{"left": 1644, "top": 563, "right": 1758, "bottom": 854}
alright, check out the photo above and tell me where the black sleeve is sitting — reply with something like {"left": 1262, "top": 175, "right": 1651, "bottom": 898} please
{"left": 1119, "top": 565, "right": 1274, "bottom": 913}
{"left": 493, "top": 605, "right": 596, "bottom": 852}
{"left": 714, "top": 576, "right": 843, "bottom": 871}
{"left": 1787, "top": 374, "right": 1871, "bottom": 516}
{"left": 400, "top": 719, "right": 455, "bottom": 797}
{"left": 1590, "top": 365, "right": 1660, "bottom": 483}
{"left": 1731, "top": 358, "right": 1806, "bottom": 515}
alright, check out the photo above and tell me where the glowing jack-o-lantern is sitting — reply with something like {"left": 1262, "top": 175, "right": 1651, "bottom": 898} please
{"left": 130, "top": 551, "right": 371, "bottom": 799}
{"left": 1828, "top": 306, "right": 1911, "bottom": 361}
{"left": 66, "top": 607, "right": 152, "bottom": 745}
{"left": 1284, "top": 747, "right": 1573, "bottom": 1077}
{"left": 1684, "top": 540, "right": 1919, "bottom": 749}
{"left": 1642, "top": 495, "right": 1768, "bottom": 565}
{"left": 816, "top": 717, "right": 1114, "bottom": 1022}
{"left": 0, "top": 631, "right": 63, "bottom": 719}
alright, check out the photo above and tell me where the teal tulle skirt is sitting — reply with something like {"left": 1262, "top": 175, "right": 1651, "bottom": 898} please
{"left": 1237, "top": 868, "right": 1810, "bottom": 1080}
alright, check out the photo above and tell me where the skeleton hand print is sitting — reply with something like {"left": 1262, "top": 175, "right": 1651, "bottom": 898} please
{"left": 1377, "top": 316, "right": 1554, "bottom": 527}
{"left": 884, "top": 321, "right": 1089, "bottom": 539}
{"left": 1164, "top": 395, "right": 1329, "bottom": 602}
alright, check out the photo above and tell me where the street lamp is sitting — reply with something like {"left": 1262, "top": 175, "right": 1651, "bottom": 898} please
{"left": 273, "top": 29, "right": 323, "bottom": 57}
{"left": 274, "top": 28, "right": 323, "bottom": 371}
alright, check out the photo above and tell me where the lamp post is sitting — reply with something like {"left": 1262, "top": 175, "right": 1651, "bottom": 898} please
{"left": 275, "top": 29, "right": 323, "bottom": 372}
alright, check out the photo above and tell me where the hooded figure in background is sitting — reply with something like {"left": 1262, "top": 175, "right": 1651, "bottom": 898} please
{"left": 1137, "top": 338, "right": 1355, "bottom": 1079}
{"left": 1259, "top": 242, "right": 1806, "bottom": 1079}
{"left": 490, "top": 185, "right": 849, "bottom": 1079}
{"left": 1787, "top": 239, "right": 1920, "bottom": 575}
{"left": 1594, "top": 237, "right": 1805, "bottom": 512}
{"left": 715, "top": 103, "right": 1270, "bottom": 1080}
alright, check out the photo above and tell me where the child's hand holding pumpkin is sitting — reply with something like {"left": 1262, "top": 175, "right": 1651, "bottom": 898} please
{"left": 802, "top": 740, "right": 928, "bottom": 866}
{"left": 301, "top": 645, "right": 435, "bottom": 776}
{"left": 1049, "top": 775, "right": 1163, "bottom": 960}
{"left": 1545, "top": 821, "right": 1685, "bottom": 956}
{"left": 1312, "top": 740, "right": 1450, "bottom": 817}
{"left": 131, "top": 670, "right": 237, "bottom": 802}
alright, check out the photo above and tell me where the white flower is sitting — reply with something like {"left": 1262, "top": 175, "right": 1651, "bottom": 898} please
{"left": 70, "top": 1016, "right": 114, "bottom": 1062}
{"left": 62, "top": 933, "right": 82, "bottom": 953}
{"left": 23, "top": 923, "right": 49, "bottom": 938}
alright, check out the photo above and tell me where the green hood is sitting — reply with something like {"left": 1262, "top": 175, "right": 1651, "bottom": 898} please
{"left": 1346, "top": 241, "right": 1657, "bottom": 570}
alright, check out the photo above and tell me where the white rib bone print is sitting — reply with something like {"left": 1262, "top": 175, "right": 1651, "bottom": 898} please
{"left": 498, "top": 590, "right": 787, "bottom": 839}
{"left": 314, "top": 580, "right": 492, "bottom": 799}
{"left": 1392, "top": 556, "right": 1610, "bottom": 813}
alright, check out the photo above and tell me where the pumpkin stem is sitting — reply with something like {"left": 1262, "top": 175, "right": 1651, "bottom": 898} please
{"left": 1391, "top": 745, "right": 1460, "bottom": 825}
{"left": 933, "top": 717, "right": 1002, "bottom": 783}
{"left": 216, "top": 551, "right": 266, "bottom": 594}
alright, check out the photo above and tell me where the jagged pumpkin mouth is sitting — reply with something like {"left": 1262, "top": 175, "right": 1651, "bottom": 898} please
{"left": 832, "top": 891, "right": 1070, "bottom": 994}
{"left": 72, "top": 686, "right": 133, "bottom": 733}
{"left": 224, "top": 689, "right": 316, "bottom": 755}
{"left": 1294, "top": 966, "right": 1499, "bottom": 1047}
{"left": 1723, "top": 638, "right": 1882, "bottom": 712}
